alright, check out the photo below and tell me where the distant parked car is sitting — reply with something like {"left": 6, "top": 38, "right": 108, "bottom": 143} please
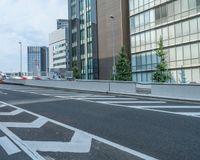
{"left": 34, "top": 76, "right": 42, "bottom": 80}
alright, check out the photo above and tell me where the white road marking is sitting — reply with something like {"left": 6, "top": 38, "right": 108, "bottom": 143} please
{"left": 77, "top": 97, "right": 138, "bottom": 100}
{"left": 0, "top": 136, "right": 21, "bottom": 155}
{"left": 138, "top": 106, "right": 200, "bottom": 109}
{"left": 88, "top": 95, "right": 115, "bottom": 98}
{"left": 43, "top": 156, "right": 55, "bottom": 160}
{"left": 0, "top": 104, "right": 7, "bottom": 108}
{"left": 0, "top": 124, "right": 45, "bottom": 160}
{"left": 0, "top": 109, "right": 23, "bottom": 116}
{"left": 0, "top": 91, "right": 7, "bottom": 95}
{"left": 24, "top": 131, "right": 92, "bottom": 153}
{"left": 41, "top": 94, "right": 50, "bottom": 96}
{"left": 0, "top": 101, "right": 158, "bottom": 160}
{"left": 177, "top": 112, "right": 200, "bottom": 116}
{"left": 97, "top": 101, "right": 166, "bottom": 104}
{"left": 55, "top": 95, "right": 94, "bottom": 98}
{"left": 1, "top": 117, "right": 48, "bottom": 128}
{"left": 74, "top": 98, "right": 200, "bottom": 119}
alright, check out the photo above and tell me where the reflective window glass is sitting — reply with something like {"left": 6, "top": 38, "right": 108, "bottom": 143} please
{"left": 176, "top": 46, "right": 183, "bottom": 61}
{"left": 182, "top": 21, "right": 190, "bottom": 36}
{"left": 183, "top": 45, "right": 191, "bottom": 59}
{"left": 190, "top": 19, "right": 198, "bottom": 34}
{"left": 175, "top": 23, "right": 182, "bottom": 37}
{"left": 191, "top": 43, "right": 199, "bottom": 59}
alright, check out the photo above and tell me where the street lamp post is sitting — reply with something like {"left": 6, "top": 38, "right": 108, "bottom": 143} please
{"left": 19, "top": 42, "right": 22, "bottom": 76}
{"left": 110, "top": 15, "right": 116, "bottom": 81}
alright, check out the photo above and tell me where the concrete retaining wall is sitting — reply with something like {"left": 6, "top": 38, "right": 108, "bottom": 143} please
{"left": 4, "top": 79, "right": 200, "bottom": 101}
{"left": 151, "top": 84, "right": 200, "bottom": 101}
{"left": 4, "top": 79, "right": 136, "bottom": 94}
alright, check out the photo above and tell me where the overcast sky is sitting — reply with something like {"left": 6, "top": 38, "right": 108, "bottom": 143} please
{"left": 0, "top": 0, "right": 67, "bottom": 72}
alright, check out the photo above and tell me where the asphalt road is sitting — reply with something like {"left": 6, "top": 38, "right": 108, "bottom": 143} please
{"left": 0, "top": 84, "right": 200, "bottom": 160}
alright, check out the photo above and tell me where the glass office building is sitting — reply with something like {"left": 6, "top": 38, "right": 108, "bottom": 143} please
{"left": 129, "top": 0, "right": 200, "bottom": 83}
{"left": 27, "top": 46, "right": 49, "bottom": 76}
{"left": 68, "top": 0, "right": 98, "bottom": 79}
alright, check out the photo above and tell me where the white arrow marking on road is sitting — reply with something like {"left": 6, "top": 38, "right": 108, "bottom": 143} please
{"left": 0, "top": 136, "right": 21, "bottom": 155}
{"left": 24, "top": 131, "right": 92, "bottom": 153}
{"left": 0, "top": 109, "right": 23, "bottom": 116}
{"left": 1, "top": 117, "right": 48, "bottom": 128}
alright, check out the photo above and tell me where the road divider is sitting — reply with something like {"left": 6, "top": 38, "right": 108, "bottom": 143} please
{"left": 3, "top": 79, "right": 200, "bottom": 102}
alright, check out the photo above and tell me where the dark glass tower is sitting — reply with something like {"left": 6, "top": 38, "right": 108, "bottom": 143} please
{"left": 68, "top": 0, "right": 98, "bottom": 80}
{"left": 27, "top": 46, "right": 49, "bottom": 76}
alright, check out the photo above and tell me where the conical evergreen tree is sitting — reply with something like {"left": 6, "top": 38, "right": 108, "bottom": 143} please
{"left": 72, "top": 61, "right": 81, "bottom": 79}
{"left": 115, "top": 46, "right": 132, "bottom": 81}
{"left": 153, "top": 37, "right": 171, "bottom": 83}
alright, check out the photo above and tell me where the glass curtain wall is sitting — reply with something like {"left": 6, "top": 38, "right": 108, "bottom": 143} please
{"left": 129, "top": 0, "right": 200, "bottom": 83}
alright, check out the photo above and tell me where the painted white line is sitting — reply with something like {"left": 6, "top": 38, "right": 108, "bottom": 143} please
{"left": 55, "top": 95, "right": 94, "bottom": 99}
{"left": 41, "top": 94, "right": 50, "bottom": 96}
{"left": 177, "top": 112, "right": 200, "bottom": 116}
{"left": 1, "top": 117, "right": 48, "bottom": 128}
{"left": 29, "top": 92, "right": 37, "bottom": 94}
{"left": 24, "top": 131, "right": 92, "bottom": 153}
{"left": 0, "top": 104, "right": 7, "bottom": 108}
{"left": 97, "top": 101, "right": 166, "bottom": 104}
{"left": 0, "top": 109, "right": 23, "bottom": 116}
{"left": 0, "top": 101, "right": 158, "bottom": 160}
{"left": 43, "top": 156, "right": 55, "bottom": 160}
{"left": 0, "top": 136, "right": 21, "bottom": 155}
{"left": 77, "top": 97, "right": 138, "bottom": 100}
{"left": 0, "top": 91, "right": 7, "bottom": 95}
{"left": 0, "top": 123, "right": 45, "bottom": 160}
{"left": 138, "top": 106, "right": 200, "bottom": 109}
{"left": 89, "top": 95, "right": 115, "bottom": 98}
{"left": 72, "top": 98, "right": 200, "bottom": 119}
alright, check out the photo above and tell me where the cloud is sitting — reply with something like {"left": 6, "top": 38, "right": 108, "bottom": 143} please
{"left": 0, "top": 0, "right": 67, "bottom": 72}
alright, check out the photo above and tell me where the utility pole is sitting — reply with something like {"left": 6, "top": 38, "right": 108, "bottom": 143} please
{"left": 110, "top": 15, "right": 116, "bottom": 80}
{"left": 19, "top": 42, "right": 22, "bottom": 76}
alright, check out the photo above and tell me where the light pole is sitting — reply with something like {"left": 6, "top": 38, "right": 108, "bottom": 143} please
{"left": 19, "top": 42, "right": 22, "bottom": 76}
{"left": 110, "top": 15, "right": 116, "bottom": 80}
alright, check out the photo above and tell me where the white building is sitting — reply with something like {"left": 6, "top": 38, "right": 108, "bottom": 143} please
{"left": 49, "top": 28, "right": 69, "bottom": 71}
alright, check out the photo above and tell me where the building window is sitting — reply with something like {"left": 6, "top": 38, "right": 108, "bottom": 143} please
{"left": 87, "top": 26, "right": 92, "bottom": 39}
{"left": 80, "top": 0, "right": 84, "bottom": 12}
{"left": 86, "top": 11, "right": 91, "bottom": 23}
{"left": 71, "top": 5, "right": 76, "bottom": 17}
{"left": 72, "top": 47, "right": 76, "bottom": 57}
{"left": 72, "top": 33, "right": 77, "bottom": 43}
{"left": 130, "top": 16, "right": 135, "bottom": 34}
{"left": 87, "top": 42, "right": 92, "bottom": 54}
{"left": 182, "top": 21, "right": 190, "bottom": 36}
{"left": 155, "top": 4, "right": 167, "bottom": 24}
{"left": 80, "top": 29, "right": 85, "bottom": 41}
